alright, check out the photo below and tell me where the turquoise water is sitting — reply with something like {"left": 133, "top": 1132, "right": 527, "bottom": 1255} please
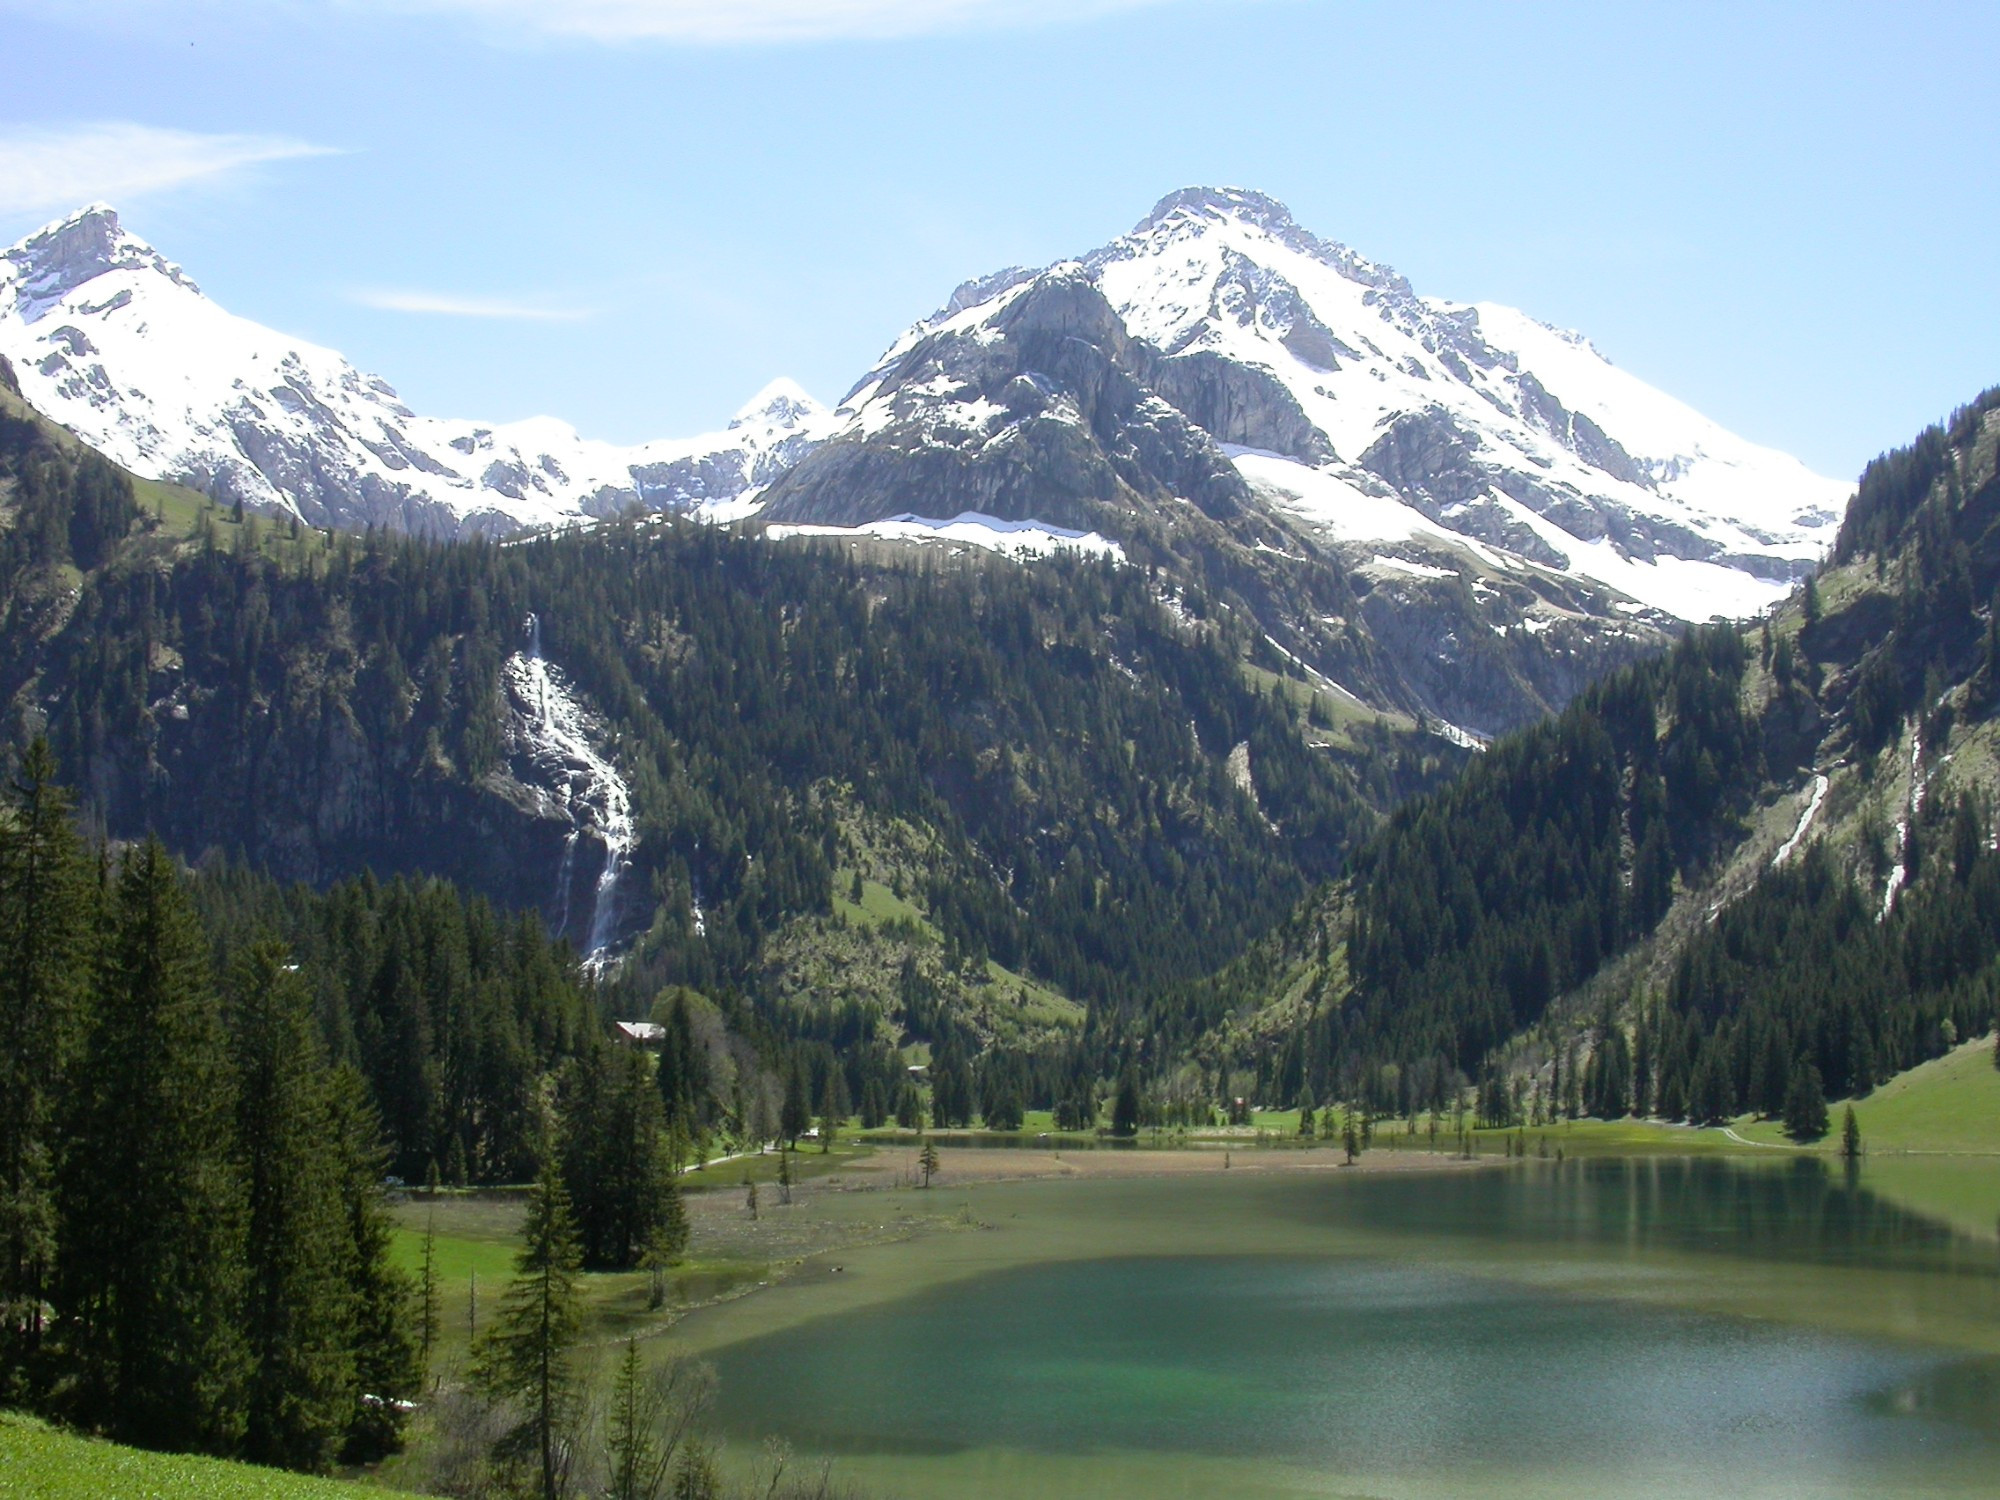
{"left": 698, "top": 1159, "right": 2000, "bottom": 1497}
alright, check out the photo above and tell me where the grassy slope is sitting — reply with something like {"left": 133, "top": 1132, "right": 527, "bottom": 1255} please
{"left": 2, "top": 378, "right": 322, "bottom": 565}
{"left": 1733, "top": 1034, "right": 2000, "bottom": 1155}
{"left": 0, "top": 1414, "right": 384, "bottom": 1499}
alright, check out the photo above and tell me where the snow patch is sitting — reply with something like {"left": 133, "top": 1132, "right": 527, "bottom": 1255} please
{"left": 765, "top": 511, "right": 1123, "bottom": 561}
{"left": 1371, "top": 554, "right": 1458, "bottom": 580}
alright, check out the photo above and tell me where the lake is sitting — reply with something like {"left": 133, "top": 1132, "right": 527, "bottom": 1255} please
{"left": 683, "top": 1156, "right": 2000, "bottom": 1498}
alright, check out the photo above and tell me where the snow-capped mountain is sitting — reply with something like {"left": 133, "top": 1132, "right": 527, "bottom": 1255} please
{"left": 2, "top": 190, "right": 1847, "bottom": 628}
{"left": 0, "top": 205, "right": 835, "bottom": 535}
{"left": 778, "top": 187, "right": 1847, "bottom": 622}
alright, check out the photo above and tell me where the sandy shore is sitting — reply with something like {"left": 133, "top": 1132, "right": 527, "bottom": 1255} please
{"left": 820, "top": 1140, "right": 1483, "bottom": 1189}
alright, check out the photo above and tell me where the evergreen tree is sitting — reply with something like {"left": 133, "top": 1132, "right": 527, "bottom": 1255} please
{"left": 563, "top": 1042, "right": 685, "bottom": 1272}
{"left": 817, "top": 1069, "right": 840, "bottom": 1154}
{"left": 324, "top": 1064, "right": 419, "bottom": 1462}
{"left": 1689, "top": 1043, "right": 1734, "bottom": 1126}
{"left": 474, "top": 1142, "right": 584, "bottom": 1500}
{"left": 673, "top": 1438, "right": 724, "bottom": 1500}
{"left": 606, "top": 1338, "right": 663, "bottom": 1500}
{"left": 229, "top": 943, "right": 356, "bottom": 1471}
{"left": 859, "top": 1079, "right": 887, "bottom": 1130}
{"left": 1296, "top": 1084, "right": 1316, "bottom": 1138}
{"left": 918, "top": 1138, "right": 939, "bottom": 1188}
{"left": 1783, "top": 1059, "right": 1829, "bottom": 1142}
{"left": 654, "top": 992, "right": 706, "bottom": 1133}
{"left": 0, "top": 739, "right": 90, "bottom": 1396}
{"left": 1111, "top": 1068, "right": 1141, "bottom": 1137}
{"left": 417, "top": 1209, "right": 440, "bottom": 1379}
{"left": 55, "top": 838, "right": 249, "bottom": 1453}
{"left": 981, "top": 1087, "right": 1023, "bottom": 1132}
{"left": 779, "top": 1061, "right": 810, "bottom": 1148}
{"left": 1840, "top": 1104, "right": 1863, "bottom": 1160}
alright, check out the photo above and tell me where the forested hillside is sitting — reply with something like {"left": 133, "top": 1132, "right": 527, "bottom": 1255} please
{"left": 1213, "top": 387, "right": 2000, "bottom": 1134}
{"left": 0, "top": 356, "right": 1469, "bottom": 1078}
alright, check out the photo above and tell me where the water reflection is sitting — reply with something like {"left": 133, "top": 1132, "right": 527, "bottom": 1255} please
{"left": 1289, "top": 1154, "right": 1995, "bottom": 1279}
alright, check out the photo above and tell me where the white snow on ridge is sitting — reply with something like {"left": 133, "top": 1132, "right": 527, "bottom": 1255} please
{"left": 1370, "top": 555, "right": 1458, "bottom": 580}
{"left": 0, "top": 192, "right": 1854, "bottom": 621}
{"left": 1080, "top": 189, "right": 1848, "bottom": 621}
{"left": 0, "top": 207, "right": 836, "bottom": 535}
{"left": 1229, "top": 449, "right": 1514, "bottom": 569}
{"left": 1461, "top": 302, "right": 1843, "bottom": 538}
{"left": 766, "top": 511, "right": 1124, "bottom": 561}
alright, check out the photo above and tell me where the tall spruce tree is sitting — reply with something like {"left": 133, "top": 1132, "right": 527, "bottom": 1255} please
{"left": 1783, "top": 1059, "right": 1830, "bottom": 1142}
{"left": 230, "top": 943, "right": 356, "bottom": 1471}
{"left": 780, "top": 1061, "right": 810, "bottom": 1147}
{"left": 817, "top": 1070, "right": 840, "bottom": 1154}
{"left": 325, "top": 1064, "right": 420, "bottom": 1461}
{"left": 475, "top": 1139, "right": 584, "bottom": 1500}
{"left": 0, "top": 740, "right": 90, "bottom": 1397}
{"left": 563, "top": 1043, "right": 685, "bottom": 1272}
{"left": 1111, "top": 1068, "right": 1141, "bottom": 1137}
{"left": 56, "top": 838, "right": 249, "bottom": 1453}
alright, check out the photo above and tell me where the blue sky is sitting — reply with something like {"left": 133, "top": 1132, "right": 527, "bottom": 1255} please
{"left": 1, "top": 1, "right": 1995, "bottom": 481}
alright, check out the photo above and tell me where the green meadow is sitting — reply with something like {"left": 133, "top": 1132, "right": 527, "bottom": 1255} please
{"left": 0, "top": 1413, "right": 378, "bottom": 1499}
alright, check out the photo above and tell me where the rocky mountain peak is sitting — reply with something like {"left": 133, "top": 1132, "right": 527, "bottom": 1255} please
{"left": 1116, "top": 185, "right": 1409, "bottom": 301}
{"left": 4, "top": 203, "right": 199, "bottom": 314}
{"left": 1137, "top": 185, "right": 1301, "bottom": 237}
{"left": 731, "top": 377, "right": 826, "bottom": 431}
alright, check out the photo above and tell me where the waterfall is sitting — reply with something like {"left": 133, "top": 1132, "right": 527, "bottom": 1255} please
{"left": 506, "top": 612, "right": 635, "bottom": 965}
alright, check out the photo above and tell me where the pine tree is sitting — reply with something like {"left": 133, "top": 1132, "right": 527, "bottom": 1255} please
{"left": 780, "top": 1061, "right": 810, "bottom": 1148}
{"left": 817, "top": 1070, "right": 840, "bottom": 1154}
{"left": 859, "top": 1079, "right": 887, "bottom": 1130}
{"left": 918, "top": 1138, "right": 939, "bottom": 1188}
{"left": 325, "top": 1065, "right": 419, "bottom": 1462}
{"left": 230, "top": 943, "right": 356, "bottom": 1471}
{"left": 606, "top": 1338, "right": 661, "bottom": 1500}
{"left": 673, "top": 1438, "right": 724, "bottom": 1500}
{"left": 563, "top": 1043, "right": 682, "bottom": 1271}
{"left": 1840, "top": 1104, "right": 1863, "bottom": 1160}
{"left": 418, "top": 1212, "right": 440, "bottom": 1378}
{"left": 655, "top": 992, "right": 705, "bottom": 1133}
{"left": 1295, "top": 1085, "right": 1316, "bottom": 1138}
{"left": 1783, "top": 1059, "right": 1829, "bottom": 1142}
{"left": 0, "top": 740, "right": 90, "bottom": 1396}
{"left": 417, "top": 1162, "right": 441, "bottom": 1379}
{"left": 55, "top": 838, "right": 249, "bottom": 1453}
{"left": 474, "top": 1142, "right": 583, "bottom": 1500}
{"left": 1111, "top": 1068, "right": 1141, "bottom": 1137}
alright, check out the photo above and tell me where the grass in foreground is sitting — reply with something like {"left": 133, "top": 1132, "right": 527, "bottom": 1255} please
{"left": 0, "top": 1413, "right": 383, "bottom": 1499}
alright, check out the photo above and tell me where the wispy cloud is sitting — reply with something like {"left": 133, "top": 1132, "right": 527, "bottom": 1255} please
{"left": 0, "top": 121, "right": 334, "bottom": 217}
{"left": 352, "top": 288, "right": 590, "bottom": 322}
{"left": 409, "top": 0, "right": 1178, "bottom": 44}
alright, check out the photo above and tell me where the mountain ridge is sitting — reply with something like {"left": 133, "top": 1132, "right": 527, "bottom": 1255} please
{"left": 2, "top": 192, "right": 1845, "bottom": 622}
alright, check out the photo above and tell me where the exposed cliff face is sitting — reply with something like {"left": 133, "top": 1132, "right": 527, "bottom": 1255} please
{"left": 80, "top": 671, "right": 578, "bottom": 918}
{"left": 761, "top": 261, "right": 1668, "bottom": 741}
